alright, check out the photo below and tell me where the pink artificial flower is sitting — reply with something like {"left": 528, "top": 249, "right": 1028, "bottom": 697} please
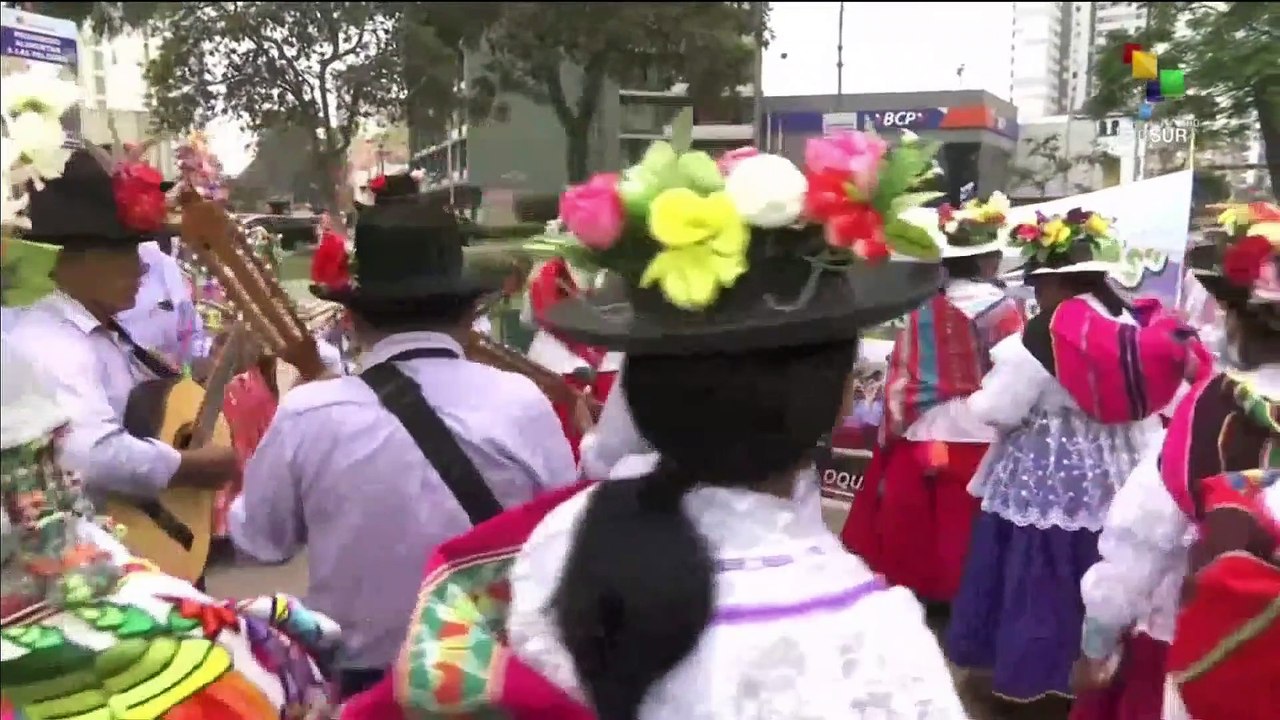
{"left": 559, "top": 173, "right": 625, "bottom": 250}
{"left": 804, "top": 131, "right": 888, "bottom": 197}
{"left": 717, "top": 146, "right": 761, "bottom": 176}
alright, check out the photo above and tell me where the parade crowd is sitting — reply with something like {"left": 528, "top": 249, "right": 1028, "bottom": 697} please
{"left": 1, "top": 73, "right": 1276, "bottom": 720}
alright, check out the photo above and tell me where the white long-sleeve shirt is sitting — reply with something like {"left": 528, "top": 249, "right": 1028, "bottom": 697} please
{"left": 7, "top": 291, "right": 181, "bottom": 499}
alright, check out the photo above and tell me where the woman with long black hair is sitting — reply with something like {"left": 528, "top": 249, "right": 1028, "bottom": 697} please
{"left": 340, "top": 134, "right": 972, "bottom": 720}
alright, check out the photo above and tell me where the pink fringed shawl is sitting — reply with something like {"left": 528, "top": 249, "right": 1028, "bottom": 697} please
{"left": 1042, "top": 297, "right": 1208, "bottom": 425}
{"left": 341, "top": 482, "right": 596, "bottom": 720}
{"left": 215, "top": 367, "right": 279, "bottom": 535}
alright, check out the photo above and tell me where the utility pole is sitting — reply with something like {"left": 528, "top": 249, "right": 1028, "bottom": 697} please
{"left": 752, "top": 1, "right": 766, "bottom": 147}
{"left": 836, "top": 2, "right": 846, "bottom": 110}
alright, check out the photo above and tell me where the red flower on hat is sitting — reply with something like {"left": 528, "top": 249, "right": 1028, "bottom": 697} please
{"left": 369, "top": 174, "right": 387, "bottom": 193}
{"left": 113, "top": 161, "right": 168, "bottom": 234}
{"left": 1222, "top": 234, "right": 1273, "bottom": 287}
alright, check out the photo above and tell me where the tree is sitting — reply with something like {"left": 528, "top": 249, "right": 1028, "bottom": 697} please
{"left": 481, "top": 2, "right": 761, "bottom": 182}
{"left": 142, "top": 2, "right": 453, "bottom": 209}
{"left": 1008, "top": 133, "right": 1076, "bottom": 196}
{"left": 1086, "top": 2, "right": 1280, "bottom": 198}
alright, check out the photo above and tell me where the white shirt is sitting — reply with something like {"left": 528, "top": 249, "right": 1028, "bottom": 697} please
{"left": 7, "top": 291, "right": 181, "bottom": 499}
{"left": 230, "top": 330, "right": 577, "bottom": 669}
{"left": 115, "top": 242, "right": 202, "bottom": 365}
{"left": 507, "top": 468, "right": 968, "bottom": 719}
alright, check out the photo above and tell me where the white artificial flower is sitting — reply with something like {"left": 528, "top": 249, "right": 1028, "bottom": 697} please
{"left": 924, "top": 160, "right": 943, "bottom": 179}
{"left": 1, "top": 71, "right": 80, "bottom": 120}
{"left": 943, "top": 219, "right": 959, "bottom": 234}
{"left": 5, "top": 112, "right": 71, "bottom": 181}
{"left": 897, "top": 206, "right": 948, "bottom": 248}
{"left": 724, "top": 153, "right": 806, "bottom": 229}
{"left": 985, "top": 190, "right": 1011, "bottom": 214}
{"left": 900, "top": 129, "right": 920, "bottom": 144}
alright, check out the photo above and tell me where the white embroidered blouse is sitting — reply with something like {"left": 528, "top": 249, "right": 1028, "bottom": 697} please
{"left": 506, "top": 469, "right": 970, "bottom": 719}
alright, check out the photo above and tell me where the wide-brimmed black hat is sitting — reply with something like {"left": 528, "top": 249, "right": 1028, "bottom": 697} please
{"left": 24, "top": 148, "right": 173, "bottom": 250}
{"left": 543, "top": 226, "right": 942, "bottom": 356}
{"left": 311, "top": 199, "right": 504, "bottom": 309}
{"left": 1186, "top": 236, "right": 1254, "bottom": 313}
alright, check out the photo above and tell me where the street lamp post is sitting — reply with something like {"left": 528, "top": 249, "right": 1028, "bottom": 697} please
{"left": 752, "top": 1, "right": 766, "bottom": 148}
{"left": 836, "top": 2, "right": 846, "bottom": 110}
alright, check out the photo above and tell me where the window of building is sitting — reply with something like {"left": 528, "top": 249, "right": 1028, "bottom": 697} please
{"left": 94, "top": 75, "right": 107, "bottom": 98}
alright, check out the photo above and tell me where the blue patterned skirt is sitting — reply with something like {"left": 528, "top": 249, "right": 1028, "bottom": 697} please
{"left": 945, "top": 510, "right": 1102, "bottom": 702}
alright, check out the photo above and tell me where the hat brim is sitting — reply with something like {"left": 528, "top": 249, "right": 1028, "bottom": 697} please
{"left": 941, "top": 240, "right": 1004, "bottom": 258}
{"left": 1191, "top": 269, "right": 1252, "bottom": 311}
{"left": 544, "top": 261, "right": 942, "bottom": 356}
{"left": 311, "top": 267, "right": 505, "bottom": 309}
{"left": 1026, "top": 260, "right": 1120, "bottom": 276}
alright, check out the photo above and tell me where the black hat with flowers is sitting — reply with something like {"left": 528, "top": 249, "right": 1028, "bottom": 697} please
{"left": 1190, "top": 203, "right": 1280, "bottom": 326}
{"left": 1008, "top": 207, "right": 1122, "bottom": 277}
{"left": 311, "top": 180, "right": 504, "bottom": 310}
{"left": 524, "top": 122, "right": 944, "bottom": 356}
{"left": 24, "top": 147, "right": 173, "bottom": 250}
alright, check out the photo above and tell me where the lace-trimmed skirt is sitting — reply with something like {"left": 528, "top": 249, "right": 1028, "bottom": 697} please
{"left": 946, "top": 408, "right": 1151, "bottom": 703}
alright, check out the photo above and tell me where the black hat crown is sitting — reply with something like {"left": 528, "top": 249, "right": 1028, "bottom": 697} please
{"left": 25, "top": 149, "right": 165, "bottom": 248}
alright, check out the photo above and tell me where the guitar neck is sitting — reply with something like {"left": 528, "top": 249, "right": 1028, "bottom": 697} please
{"left": 189, "top": 322, "right": 250, "bottom": 447}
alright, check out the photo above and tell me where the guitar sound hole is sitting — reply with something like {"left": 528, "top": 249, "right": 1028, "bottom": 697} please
{"left": 173, "top": 424, "right": 195, "bottom": 450}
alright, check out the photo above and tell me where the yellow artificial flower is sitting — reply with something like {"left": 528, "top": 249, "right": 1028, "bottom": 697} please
{"left": 1084, "top": 213, "right": 1110, "bottom": 237}
{"left": 641, "top": 188, "right": 749, "bottom": 310}
{"left": 1041, "top": 218, "right": 1072, "bottom": 247}
{"left": 1217, "top": 205, "right": 1245, "bottom": 230}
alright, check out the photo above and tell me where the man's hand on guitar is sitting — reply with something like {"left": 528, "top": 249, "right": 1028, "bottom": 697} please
{"left": 172, "top": 445, "right": 239, "bottom": 490}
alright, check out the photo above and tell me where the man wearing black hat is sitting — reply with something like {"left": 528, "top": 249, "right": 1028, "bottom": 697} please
{"left": 7, "top": 150, "right": 239, "bottom": 503}
{"left": 230, "top": 172, "right": 576, "bottom": 698}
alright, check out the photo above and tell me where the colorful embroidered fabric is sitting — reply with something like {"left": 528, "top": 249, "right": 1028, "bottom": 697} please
{"left": 0, "top": 433, "right": 121, "bottom": 615}
{"left": 1167, "top": 469, "right": 1280, "bottom": 720}
{"left": 341, "top": 482, "right": 595, "bottom": 720}
{"left": 2, "top": 571, "right": 340, "bottom": 720}
{"left": 880, "top": 292, "right": 1023, "bottom": 442}
{"left": 1161, "top": 374, "right": 1280, "bottom": 518}
{"left": 1027, "top": 296, "right": 1206, "bottom": 425}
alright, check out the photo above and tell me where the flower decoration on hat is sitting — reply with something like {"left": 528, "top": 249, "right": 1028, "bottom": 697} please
{"left": 174, "top": 132, "right": 228, "bottom": 203}
{"left": 1008, "top": 206, "right": 1121, "bottom": 265}
{"left": 527, "top": 116, "right": 943, "bottom": 311}
{"left": 1216, "top": 202, "right": 1280, "bottom": 304}
{"left": 2, "top": 70, "right": 79, "bottom": 306}
{"left": 938, "top": 191, "right": 1010, "bottom": 248}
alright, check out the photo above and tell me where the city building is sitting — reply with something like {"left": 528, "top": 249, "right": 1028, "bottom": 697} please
{"left": 411, "top": 48, "right": 754, "bottom": 224}
{"left": 761, "top": 90, "right": 1019, "bottom": 205}
{"left": 76, "top": 29, "right": 176, "bottom": 178}
{"left": 1008, "top": 114, "right": 1137, "bottom": 199}
{"left": 1009, "top": 1, "right": 1070, "bottom": 120}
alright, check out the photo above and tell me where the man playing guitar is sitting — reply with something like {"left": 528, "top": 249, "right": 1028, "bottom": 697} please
{"left": 7, "top": 150, "right": 237, "bottom": 584}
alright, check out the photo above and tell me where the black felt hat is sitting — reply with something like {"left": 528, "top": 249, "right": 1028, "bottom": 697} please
{"left": 310, "top": 199, "right": 504, "bottom": 308}
{"left": 1186, "top": 236, "right": 1253, "bottom": 312}
{"left": 542, "top": 226, "right": 942, "bottom": 356}
{"left": 353, "top": 170, "right": 421, "bottom": 212}
{"left": 24, "top": 149, "right": 173, "bottom": 249}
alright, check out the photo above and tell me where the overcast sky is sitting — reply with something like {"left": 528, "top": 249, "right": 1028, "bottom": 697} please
{"left": 762, "top": 2, "right": 1014, "bottom": 98}
{"left": 210, "top": 2, "right": 1017, "bottom": 176}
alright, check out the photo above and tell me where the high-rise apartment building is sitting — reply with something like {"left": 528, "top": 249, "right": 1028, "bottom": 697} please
{"left": 1009, "top": 2, "right": 1069, "bottom": 120}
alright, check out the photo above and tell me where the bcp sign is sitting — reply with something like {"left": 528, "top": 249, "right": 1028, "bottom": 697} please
{"left": 859, "top": 108, "right": 948, "bottom": 132}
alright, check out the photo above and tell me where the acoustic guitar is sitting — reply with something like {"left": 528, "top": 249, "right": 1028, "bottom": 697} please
{"left": 104, "top": 322, "right": 249, "bottom": 582}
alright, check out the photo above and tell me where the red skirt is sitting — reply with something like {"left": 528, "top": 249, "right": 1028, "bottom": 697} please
{"left": 1069, "top": 632, "right": 1169, "bottom": 720}
{"left": 1167, "top": 552, "right": 1280, "bottom": 720}
{"left": 841, "top": 439, "right": 986, "bottom": 602}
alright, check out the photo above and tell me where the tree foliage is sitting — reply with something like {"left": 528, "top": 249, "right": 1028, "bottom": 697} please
{"left": 1086, "top": 2, "right": 1280, "bottom": 198}
{"left": 142, "top": 2, "right": 471, "bottom": 207}
{"left": 482, "top": 2, "right": 762, "bottom": 182}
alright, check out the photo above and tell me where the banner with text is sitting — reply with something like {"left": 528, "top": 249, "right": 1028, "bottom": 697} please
{"left": 1, "top": 7, "right": 81, "bottom": 144}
